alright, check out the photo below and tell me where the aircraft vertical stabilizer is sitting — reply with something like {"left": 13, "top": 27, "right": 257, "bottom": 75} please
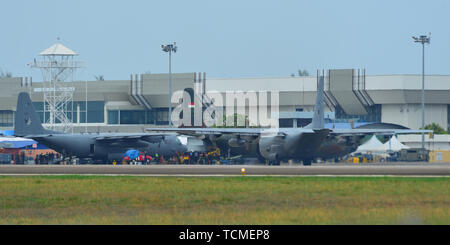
{"left": 14, "top": 92, "right": 48, "bottom": 136}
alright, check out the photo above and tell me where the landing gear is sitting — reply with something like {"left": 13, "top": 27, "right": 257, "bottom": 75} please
{"left": 303, "top": 159, "right": 312, "bottom": 166}
{"left": 268, "top": 160, "right": 281, "bottom": 166}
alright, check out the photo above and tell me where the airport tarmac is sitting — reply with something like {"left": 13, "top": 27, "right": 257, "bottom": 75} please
{"left": 0, "top": 162, "right": 450, "bottom": 176}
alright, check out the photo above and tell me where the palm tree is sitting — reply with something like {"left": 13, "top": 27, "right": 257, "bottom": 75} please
{"left": 298, "top": 69, "right": 309, "bottom": 76}
{"left": 0, "top": 68, "right": 12, "bottom": 78}
{"left": 94, "top": 75, "right": 104, "bottom": 81}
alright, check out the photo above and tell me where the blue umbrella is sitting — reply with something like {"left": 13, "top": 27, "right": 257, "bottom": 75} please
{"left": 124, "top": 149, "right": 140, "bottom": 159}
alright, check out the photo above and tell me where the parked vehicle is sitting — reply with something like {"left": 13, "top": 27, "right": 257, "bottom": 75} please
{"left": 397, "top": 148, "right": 429, "bottom": 162}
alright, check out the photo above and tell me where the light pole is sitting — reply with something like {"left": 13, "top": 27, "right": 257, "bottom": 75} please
{"left": 412, "top": 35, "right": 430, "bottom": 149}
{"left": 161, "top": 42, "right": 177, "bottom": 127}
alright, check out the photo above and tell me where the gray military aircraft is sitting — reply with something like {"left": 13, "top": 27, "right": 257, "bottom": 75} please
{"left": 14, "top": 92, "right": 187, "bottom": 163}
{"left": 146, "top": 75, "right": 430, "bottom": 165}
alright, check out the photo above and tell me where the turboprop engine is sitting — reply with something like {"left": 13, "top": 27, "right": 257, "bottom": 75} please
{"left": 258, "top": 135, "right": 285, "bottom": 161}
{"left": 227, "top": 135, "right": 257, "bottom": 148}
{"left": 228, "top": 137, "right": 248, "bottom": 147}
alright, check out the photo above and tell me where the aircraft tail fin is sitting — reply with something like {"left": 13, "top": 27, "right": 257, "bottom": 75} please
{"left": 14, "top": 92, "right": 47, "bottom": 136}
{"left": 311, "top": 74, "right": 325, "bottom": 129}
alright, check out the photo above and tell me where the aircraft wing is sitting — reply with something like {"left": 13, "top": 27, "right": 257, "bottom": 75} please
{"left": 146, "top": 127, "right": 432, "bottom": 138}
{"left": 24, "top": 134, "right": 56, "bottom": 140}
{"left": 145, "top": 127, "right": 315, "bottom": 137}
{"left": 94, "top": 133, "right": 167, "bottom": 143}
{"left": 330, "top": 128, "right": 433, "bottom": 136}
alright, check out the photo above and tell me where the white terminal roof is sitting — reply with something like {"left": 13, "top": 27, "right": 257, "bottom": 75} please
{"left": 39, "top": 42, "right": 78, "bottom": 56}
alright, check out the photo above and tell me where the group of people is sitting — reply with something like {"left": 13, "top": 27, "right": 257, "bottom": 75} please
{"left": 122, "top": 152, "right": 153, "bottom": 165}
{"left": 6, "top": 151, "right": 61, "bottom": 165}
{"left": 121, "top": 149, "right": 221, "bottom": 165}
{"left": 34, "top": 152, "right": 61, "bottom": 164}
{"left": 180, "top": 150, "right": 221, "bottom": 165}
{"left": 10, "top": 152, "right": 27, "bottom": 164}
{"left": 9, "top": 149, "right": 224, "bottom": 165}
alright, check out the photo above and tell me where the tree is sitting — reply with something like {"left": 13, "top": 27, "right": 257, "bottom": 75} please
{"left": 214, "top": 113, "right": 249, "bottom": 128}
{"left": 94, "top": 75, "right": 104, "bottom": 81}
{"left": 291, "top": 69, "right": 309, "bottom": 77}
{"left": 298, "top": 69, "right": 309, "bottom": 76}
{"left": 423, "top": 123, "right": 448, "bottom": 134}
{"left": 0, "top": 68, "right": 12, "bottom": 78}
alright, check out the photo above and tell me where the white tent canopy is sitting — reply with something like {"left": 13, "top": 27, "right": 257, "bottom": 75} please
{"left": 381, "top": 135, "right": 410, "bottom": 152}
{"left": 356, "top": 135, "right": 385, "bottom": 153}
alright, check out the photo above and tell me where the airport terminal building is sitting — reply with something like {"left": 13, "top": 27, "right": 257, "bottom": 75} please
{"left": 0, "top": 71, "right": 449, "bottom": 137}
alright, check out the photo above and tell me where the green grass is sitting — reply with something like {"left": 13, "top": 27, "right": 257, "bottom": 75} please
{"left": 0, "top": 176, "right": 448, "bottom": 225}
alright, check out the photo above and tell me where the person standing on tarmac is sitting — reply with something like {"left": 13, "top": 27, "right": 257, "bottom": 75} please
{"left": 123, "top": 156, "right": 130, "bottom": 165}
{"left": 145, "top": 153, "right": 152, "bottom": 165}
{"left": 184, "top": 152, "right": 190, "bottom": 165}
{"left": 155, "top": 153, "right": 160, "bottom": 164}
{"left": 205, "top": 152, "right": 210, "bottom": 165}
{"left": 188, "top": 151, "right": 193, "bottom": 164}
{"left": 193, "top": 151, "right": 199, "bottom": 164}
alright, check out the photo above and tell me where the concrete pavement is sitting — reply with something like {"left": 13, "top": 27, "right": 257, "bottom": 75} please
{"left": 1, "top": 163, "right": 450, "bottom": 176}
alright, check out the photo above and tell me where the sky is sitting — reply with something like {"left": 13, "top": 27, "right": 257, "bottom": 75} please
{"left": 0, "top": 0, "right": 449, "bottom": 81}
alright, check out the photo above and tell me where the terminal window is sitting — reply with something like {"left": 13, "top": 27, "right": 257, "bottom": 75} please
{"left": 0, "top": 110, "right": 14, "bottom": 127}
{"left": 33, "top": 101, "right": 104, "bottom": 124}
{"left": 120, "top": 110, "right": 146, "bottom": 124}
{"left": 335, "top": 104, "right": 381, "bottom": 123}
{"left": 86, "top": 101, "right": 104, "bottom": 123}
{"left": 156, "top": 109, "right": 169, "bottom": 125}
{"left": 107, "top": 110, "right": 155, "bottom": 125}
{"left": 108, "top": 110, "right": 119, "bottom": 124}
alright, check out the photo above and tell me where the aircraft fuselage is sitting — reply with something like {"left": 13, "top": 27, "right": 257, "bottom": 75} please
{"left": 31, "top": 134, "right": 187, "bottom": 162}
{"left": 258, "top": 130, "right": 330, "bottom": 161}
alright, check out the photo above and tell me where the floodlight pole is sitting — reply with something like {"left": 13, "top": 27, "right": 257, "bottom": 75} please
{"left": 413, "top": 35, "right": 430, "bottom": 149}
{"left": 421, "top": 40, "right": 425, "bottom": 149}
{"left": 169, "top": 48, "right": 172, "bottom": 127}
{"left": 162, "top": 42, "right": 177, "bottom": 127}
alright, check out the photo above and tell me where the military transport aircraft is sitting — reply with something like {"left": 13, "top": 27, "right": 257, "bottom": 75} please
{"left": 146, "top": 76, "right": 430, "bottom": 165}
{"left": 14, "top": 92, "right": 187, "bottom": 163}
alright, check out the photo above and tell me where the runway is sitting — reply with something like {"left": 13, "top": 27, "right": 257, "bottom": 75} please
{"left": 1, "top": 163, "right": 450, "bottom": 176}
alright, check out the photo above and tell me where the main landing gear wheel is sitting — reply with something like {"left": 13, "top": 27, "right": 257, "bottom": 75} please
{"left": 268, "top": 160, "right": 280, "bottom": 166}
{"left": 303, "top": 159, "right": 312, "bottom": 166}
